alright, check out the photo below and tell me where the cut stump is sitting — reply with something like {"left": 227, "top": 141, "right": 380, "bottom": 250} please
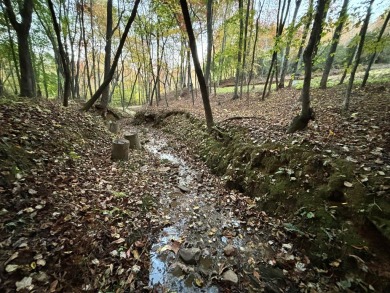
{"left": 109, "top": 122, "right": 120, "bottom": 134}
{"left": 111, "top": 139, "right": 129, "bottom": 161}
{"left": 124, "top": 132, "right": 141, "bottom": 150}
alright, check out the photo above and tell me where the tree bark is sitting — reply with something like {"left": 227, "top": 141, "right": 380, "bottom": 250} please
{"left": 3, "top": 0, "right": 35, "bottom": 97}
{"left": 287, "top": 0, "right": 330, "bottom": 133}
{"left": 111, "top": 139, "right": 129, "bottom": 161}
{"left": 239, "top": 0, "right": 251, "bottom": 98}
{"left": 180, "top": 0, "right": 214, "bottom": 129}
{"left": 204, "top": 0, "right": 213, "bottom": 92}
{"left": 319, "top": 0, "right": 349, "bottom": 89}
{"left": 47, "top": 0, "right": 71, "bottom": 107}
{"left": 343, "top": 0, "right": 374, "bottom": 110}
{"left": 288, "top": 0, "right": 313, "bottom": 88}
{"left": 361, "top": 9, "right": 390, "bottom": 87}
{"left": 233, "top": 0, "right": 244, "bottom": 100}
{"left": 262, "top": 0, "right": 291, "bottom": 99}
{"left": 278, "top": 0, "right": 302, "bottom": 89}
{"left": 124, "top": 132, "right": 141, "bottom": 150}
{"left": 100, "top": 0, "right": 113, "bottom": 113}
{"left": 81, "top": 0, "right": 141, "bottom": 111}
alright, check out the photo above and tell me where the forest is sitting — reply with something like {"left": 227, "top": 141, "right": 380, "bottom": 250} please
{"left": 0, "top": 0, "right": 390, "bottom": 292}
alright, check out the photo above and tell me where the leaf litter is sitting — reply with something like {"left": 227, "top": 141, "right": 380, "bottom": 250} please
{"left": 1, "top": 82, "right": 390, "bottom": 292}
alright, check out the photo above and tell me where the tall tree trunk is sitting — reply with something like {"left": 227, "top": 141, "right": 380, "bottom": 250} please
{"left": 287, "top": 0, "right": 330, "bottom": 133}
{"left": 319, "top": 0, "right": 349, "bottom": 89}
{"left": 262, "top": 0, "right": 291, "bottom": 99}
{"left": 180, "top": 0, "right": 214, "bottom": 129}
{"left": 233, "top": 0, "right": 244, "bottom": 99}
{"left": 239, "top": 0, "right": 251, "bottom": 98}
{"left": 278, "top": 0, "right": 302, "bottom": 89}
{"left": 40, "top": 54, "right": 49, "bottom": 99}
{"left": 3, "top": 13, "right": 21, "bottom": 87}
{"left": 204, "top": 0, "right": 213, "bottom": 92}
{"left": 80, "top": 0, "right": 93, "bottom": 98}
{"left": 288, "top": 0, "right": 313, "bottom": 88}
{"left": 100, "top": 0, "right": 113, "bottom": 113}
{"left": 339, "top": 43, "right": 357, "bottom": 85}
{"left": 81, "top": 0, "right": 141, "bottom": 111}
{"left": 247, "top": 0, "right": 264, "bottom": 97}
{"left": 47, "top": 0, "right": 71, "bottom": 107}
{"left": 3, "top": 0, "right": 35, "bottom": 97}
{"left": 361, "top": 9, "right": 390, "bottom": 87}
{"left": 217, "top": 2, "right": 230, "bottom": 85}
{"left": 343, "top": 0, "right": 374, "bottom": 110}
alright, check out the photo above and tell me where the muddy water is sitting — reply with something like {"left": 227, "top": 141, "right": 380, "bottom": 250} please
{"left": 145, "top": 134, "right": 250, "bottom": 292}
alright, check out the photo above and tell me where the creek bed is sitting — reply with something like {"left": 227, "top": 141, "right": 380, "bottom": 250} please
{"left": 145, "top": 133, "right": 248, "bottom": 291}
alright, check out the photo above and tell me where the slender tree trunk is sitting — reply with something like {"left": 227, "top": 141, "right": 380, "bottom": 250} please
{"left": 319, "top": 0, "right": 349, "bottom": 89}
{"left": 339, "top": 44, "right": 357, "bottom": 85}
{"left": 233, "top": 0, "right": 244, "bottom": 99}
{"left": 288, "top": 0, "right": 313, "bottom": 88}
{"left": 361, "top": 9, "right": 390, "bottom": 87}
{"left": 204, "top": 0, "right": 213, "bottom": 92}
{"left": 82, "top": 0, "right": 140, "bottom": 111}
{"left": 80, "top": 0, "right": 93, "bottom": 98}
{"left": 239, "top": 0, "right": 251, "bottom": 98}
{"left": 343, "top": 0, "right": 374, "bottom": 110}
{"left": 287, "top": 0, "right": 330, "bottom": 133}
{"left": 278, "top": 0, "right": 302, "bottom": 89}
{"left": 3, "top": 14, "right": 21, "bottom": 86}
{"left": 180, "top": 0, "right": 214, "bottom": 128}
{"left": 47, "top": 0, "right": 71, "bottom": 106}
{"left": 3, "top": 0, "right": 35, "bottom": 97}
{"left": 40, "top": 54, "right": 49, "bottom": 99}
{"left": 262, "top": 0, "right": 290, "bottom": 99}
{"left": 100, "top": 0, "right": 113, "bottom": 112}
{"left": 247, "top": 1, "right": 264, "bottom": 97}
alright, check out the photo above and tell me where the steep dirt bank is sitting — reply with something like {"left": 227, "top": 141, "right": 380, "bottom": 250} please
{"left": 134, "top": 109, "right": 390, "bottom": 291}
{"left": 0, "top": 98, "right": 166, "bottom": 291}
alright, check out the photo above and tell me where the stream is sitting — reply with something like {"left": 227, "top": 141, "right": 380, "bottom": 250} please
{"left": 142, "top": 130, "right": 274, "bottom": 292}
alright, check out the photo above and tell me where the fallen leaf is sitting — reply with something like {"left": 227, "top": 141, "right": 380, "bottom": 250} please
{"left": 16, "top": 277, "right": 33, "bottom": 291}
{"left": 344, "top": 181, "right": 353, "bottom": 188}
{"left": 111, "top": 238, "right": 126, "bottom": 244}
{"left": 5, "top": 264, "right": 19, "bottom": 272}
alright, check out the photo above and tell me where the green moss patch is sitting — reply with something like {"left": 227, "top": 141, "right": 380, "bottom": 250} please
{"left": 142, "top": 112, "right": 390, "bottom": 284}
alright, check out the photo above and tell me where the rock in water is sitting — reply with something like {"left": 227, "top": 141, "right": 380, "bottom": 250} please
{"left": 179, "top": 248, "right": 201, "bottom": 265}
{"left": 222, "top": 270, "right": 238, "bottom": 284}
{"left": 224, "top": 244, "right": 236, "bottom": 257}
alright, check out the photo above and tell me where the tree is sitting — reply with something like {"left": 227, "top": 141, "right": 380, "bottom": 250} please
{"left": 47, "top": 0, "right": 71, "bottom": 107}
{"left": 3, "top": 0, "right": 35, "bottom": 97}
{"left": 361, "top": 9, "right": 390, "bottom": 87}
{"left": 343, "top": 0, "right": 374, "bottom": 110}
{"left": 82, "top": 0, "right": 141, "bottom": 111}
{"left": 100, "top": 0, "right": 113, "bottom": 113}
{"left": 204, "top": 0, "right": 213, "bottom": 92}
{"left": 288, "top": 0, "right": 314, "bottom": 88}
{"left": 319, "top": 0, "right": 349, "bottom": 89}
{"left": 233, "top": 0, "right": 244, "bottom": 100}
{"left": 278, "top": 0, "right": 302, "bottom": 89}
{"left": 262, "top": 0, "right": 291, "bottom": 100}
{"left": 179, "top": 0, "right": 214, "bottom": 129}
{"left": 287, "top": 0, "right": 330, "bottom": 133}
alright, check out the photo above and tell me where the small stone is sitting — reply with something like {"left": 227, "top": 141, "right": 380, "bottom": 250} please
{"left": 224, "top": 244, "right": 236, "bottom": 257}
{"left": 222, "top": 270, "right": 238, "bottom": 284}
{"left": 179, "top": 248, "right": 201, "bottom": 265}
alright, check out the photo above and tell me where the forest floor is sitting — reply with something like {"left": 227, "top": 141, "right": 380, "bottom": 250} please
{"left": 0, "top": 82, "right": 389, "bottom": 292}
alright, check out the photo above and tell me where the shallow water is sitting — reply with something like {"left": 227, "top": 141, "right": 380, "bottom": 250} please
{"left": 145, "top": 135, "right": 244, "bottom": 292}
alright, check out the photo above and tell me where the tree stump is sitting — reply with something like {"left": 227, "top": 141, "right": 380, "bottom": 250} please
{"left": 109, "top": 122, "right": 119, "bottom": 133}
{"left": 124, "top": 132, "right": 141, "bottom": 150}
{"left": 111, "top": 139, "right": 129, "bottom": 161}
